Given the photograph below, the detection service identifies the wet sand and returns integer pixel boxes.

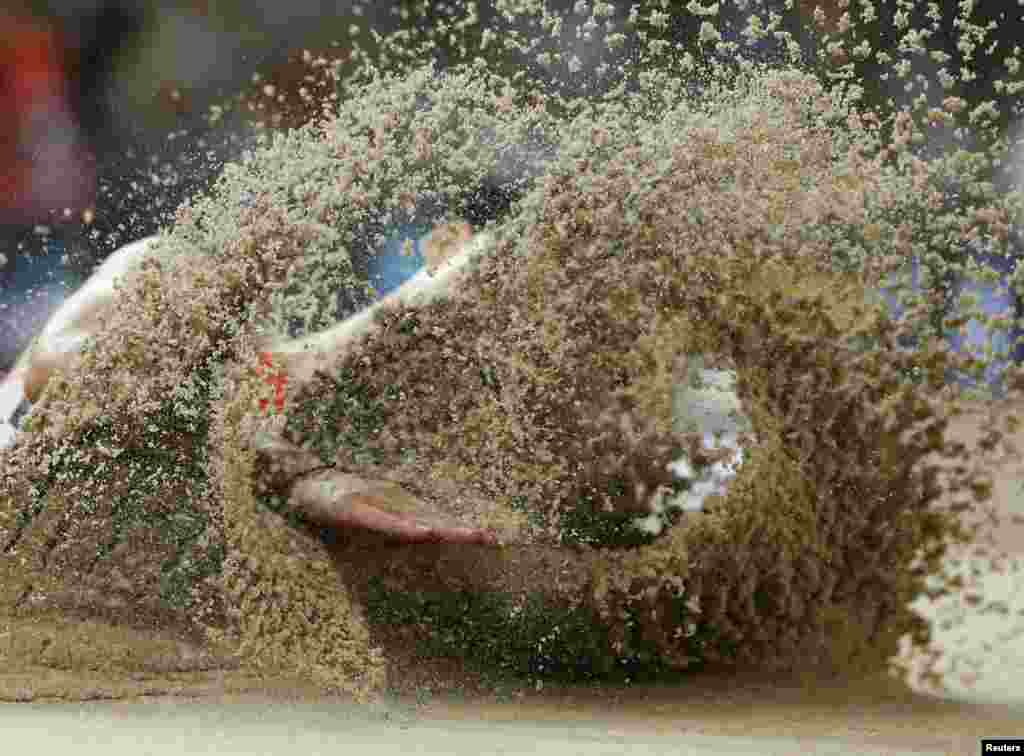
[2,400,1023,754]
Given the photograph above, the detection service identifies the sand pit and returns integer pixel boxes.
[0,697,974,756]
[1,401,1022,755]
[3,6,1024,753]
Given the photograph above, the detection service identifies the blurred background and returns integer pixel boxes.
[1,0,1023,396]
[0,0,378,372]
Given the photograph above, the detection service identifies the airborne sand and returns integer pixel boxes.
[4,3,1024,753]
[2,401,1021,755]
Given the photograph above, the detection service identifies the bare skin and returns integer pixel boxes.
[15,226,502,546]
[293,475,501,545]
[24,338,501,546]
[248,220,501,544]
[421,219,474,273]
[248,429,500,545]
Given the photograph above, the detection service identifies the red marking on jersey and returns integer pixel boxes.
[255,351,289,414]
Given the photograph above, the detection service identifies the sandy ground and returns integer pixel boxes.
[4,696,989,756]
[2,399,1023,755]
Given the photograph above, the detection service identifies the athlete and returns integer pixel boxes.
[0,220,499,546]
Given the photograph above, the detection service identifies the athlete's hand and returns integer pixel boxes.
[248,430,501,546]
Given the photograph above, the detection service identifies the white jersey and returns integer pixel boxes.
[0,235,160,447]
